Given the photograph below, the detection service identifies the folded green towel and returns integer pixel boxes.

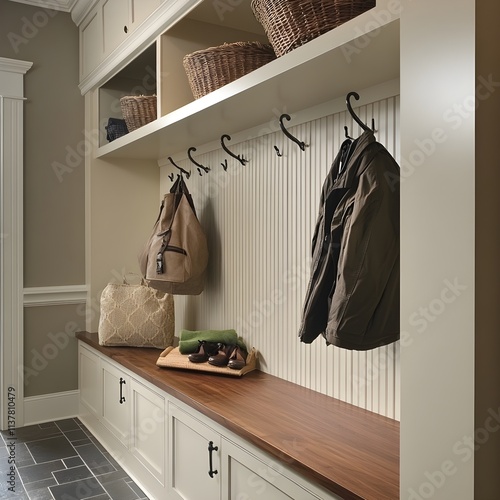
[178,329,247,354]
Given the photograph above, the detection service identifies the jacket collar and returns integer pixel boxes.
[334,130,376,188]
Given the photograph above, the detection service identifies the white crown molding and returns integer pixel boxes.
[0,57,33,75]
[8,0,77,13]
[24,284,88,307]
[70,0,98,26]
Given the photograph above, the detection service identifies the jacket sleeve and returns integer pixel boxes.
[326,151,399,345]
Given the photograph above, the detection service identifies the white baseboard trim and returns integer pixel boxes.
[24,285,87,307]
[24,390,79,426]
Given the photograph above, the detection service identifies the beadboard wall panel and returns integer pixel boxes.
[160,96,400,420]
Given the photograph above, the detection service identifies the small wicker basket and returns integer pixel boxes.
[183,41,276,100]
[251,0,376,57]
[120,95,157,132]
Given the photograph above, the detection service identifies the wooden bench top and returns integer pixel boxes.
[77,331,399,499]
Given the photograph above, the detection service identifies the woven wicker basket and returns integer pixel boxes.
[120,95,157,132]
[251,0,376,57]
[183,41,276,99]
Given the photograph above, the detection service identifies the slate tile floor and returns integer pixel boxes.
[0,418,149,500]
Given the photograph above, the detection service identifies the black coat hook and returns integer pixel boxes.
[168,156,191,179]
[279,114,307,151]
[187,146,210,176]
[274,145,283,157]
[168,173,174,182]
[221,134,247,166]
[346,92,371,132]
[221,159,228,171]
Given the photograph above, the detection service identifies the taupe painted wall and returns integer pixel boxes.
[0,0,84,397]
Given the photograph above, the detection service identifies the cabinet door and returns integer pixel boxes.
[222,439,333,500]
[102,0,130,55]
[169,404,221,500]
[130,379,166,486]
[101,361,130,445]
[78,345,102,416]
[130,0,161,29]
[80,6,103,78]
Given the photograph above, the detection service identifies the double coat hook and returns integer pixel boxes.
[167,156,191,179]
[221,134,248,166]
[187,147,210,176]
[346,92,376,133]
[279,113,307,152]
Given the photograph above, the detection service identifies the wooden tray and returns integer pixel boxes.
[156,346,257,377]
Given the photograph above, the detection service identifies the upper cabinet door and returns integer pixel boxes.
[102,0,131,55]
[80,6,103,79]
[131,0,162,29]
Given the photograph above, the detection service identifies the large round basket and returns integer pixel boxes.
[251,0,376,57]
[183,41,276,100]
[120,95,157,132]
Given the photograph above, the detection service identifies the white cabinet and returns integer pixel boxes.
[101,361,130,445]
[79,344,102,417]
[102,0,130,54]
[169,404,221,500]
[79,6,103,79]
[168,402,338,500]
[130,379,166,487]
[221,439,328,500]
[131,0,162,29]
[79,0,164,80]
[78,340,342,500]
[77,343,167,499]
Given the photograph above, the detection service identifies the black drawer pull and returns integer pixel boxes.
[119,377,126,404]
[208,441,218,478]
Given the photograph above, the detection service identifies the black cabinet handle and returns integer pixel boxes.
[123,25,128,33]
[208,441,218,478]
[119,377,126,404]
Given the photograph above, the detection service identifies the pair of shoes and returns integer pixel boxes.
[188,340,220,363]
[208,344,247,370]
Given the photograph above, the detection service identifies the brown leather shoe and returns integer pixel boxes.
[208,343,233,367]
[228,345,247,370]
[188,340,219,363]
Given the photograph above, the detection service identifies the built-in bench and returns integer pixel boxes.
[77,331,399,499]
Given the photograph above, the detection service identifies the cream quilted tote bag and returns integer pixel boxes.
[98,279,174,348]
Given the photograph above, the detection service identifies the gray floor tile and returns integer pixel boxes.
[55,418,80,432]
[17,459,64,484]
[23,477,57,492]
[53,464,93,484]
[126,480,147,499]
[64,456,84,468]
[100,478,139,500]
[96,468,129,485]
[5,419,149,500]
[26,487,53,500]
[74,443,114,473]
[26,435,76,464]
[4,423,61,444]
[64,429,88,443]
[49,477,106,500]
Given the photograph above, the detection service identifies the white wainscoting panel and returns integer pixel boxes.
[161,96,400,420]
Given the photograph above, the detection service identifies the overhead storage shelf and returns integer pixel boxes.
[96,5,400,161]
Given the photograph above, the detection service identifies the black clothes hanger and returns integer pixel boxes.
[187,146,210,176]
[221,134,248,166]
